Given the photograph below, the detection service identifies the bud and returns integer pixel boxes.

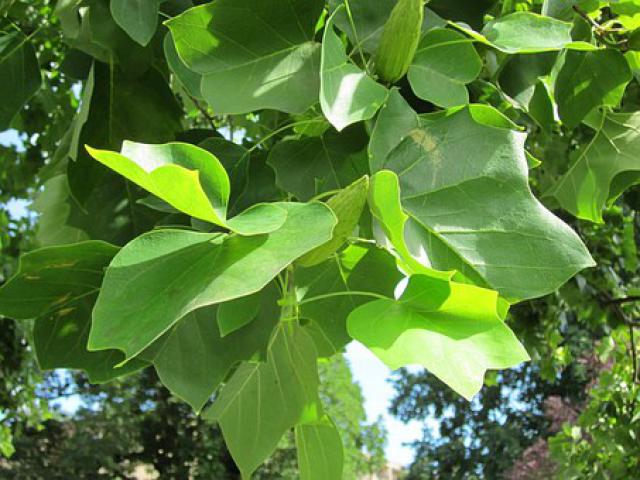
[375,0,424,83]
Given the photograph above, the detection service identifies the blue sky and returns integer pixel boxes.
[1,129,426,467]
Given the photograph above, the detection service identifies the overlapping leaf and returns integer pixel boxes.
[89,202,337,360]
[371,94,594,300]
[408,28,482,108]
[0,242,147,382]
[547,111,640,222]
[320,7,388,131]
[452,11,595,53]
[110,0,163,46]
[141,285,280,412]
[297,245,403,356]
[86,141,287,235]
[347,274,529,400]
[295,416,344,480]
[267,125,369,201]
[166,0,323,114]
[555,49,632,129]
[204,322,323,479]
[0,29,42,130]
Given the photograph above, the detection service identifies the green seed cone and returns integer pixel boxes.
[375,0,424,83]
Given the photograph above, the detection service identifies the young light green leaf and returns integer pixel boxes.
[0,242,147,382]
[89,202,337,360]
[320,7,388,131]
[110,0,163,47]
[298,176,369,267]
[555,49,632,129]
[267,125,369,201]
[547,111,640,222]
[408,28,482,108]
[347,274,530,400]
[296,415,344,480]
[204,323,321,479]
[86,141,287,235]
[0,30,42,130]
[165,0,323,114]
[452,11,596,53]
[143,284,280,412]
[369,170,453,280]
[375,104,595,301]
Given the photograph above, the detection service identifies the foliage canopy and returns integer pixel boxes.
[1,0,639,477]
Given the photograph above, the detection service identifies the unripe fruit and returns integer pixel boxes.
[375,0,424,83]
[297,176,369,267]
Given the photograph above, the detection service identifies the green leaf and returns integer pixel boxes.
[216,291,261,338]
[327,0,396,54]
[267,125,369,201]
[110,0,162,47]
[204,323,321,479]
[165,0,323,114]
[0,30,42,130]
[369,170,452,280]
[320,8,388,131]
[296,415,344,480]
[408,28,482,108]
[86,141,287,235]
[547,111,640,222]
[298,245,403,356]
[368,89,420,174]
[298,176,369,267]
[0,242,147,382]
[452,11,595,53]
[143,284,280,412]
[347,274,530,400]
[555,49,632,129]
[373,102,594,300]
[163,32,202,99]
[89,202,337,360]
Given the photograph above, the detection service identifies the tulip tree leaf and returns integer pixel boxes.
[347,274,530,400]
[86,141,287,235]
[216,291,262,338]
[0,242,147,382]
[369,170,453,280]
[0,29,42,130]
[547,111,640,222]
[295,415,344,480]
[204,322,322,480]
[555,49,632,129]
[297,245,403,357]
[267,125,369,201]
[143,284,280,412]
[320,8,388,131]
[165,0,323,114]
[326,0,396,54]
[408,28,482,108]
[110,0,163,47]
[373,101,594,300]
[452,11,596,53]
[89,202,337,360]
[163,32,202,99]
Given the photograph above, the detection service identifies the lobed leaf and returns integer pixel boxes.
[88,202,337,360]
[348,275,530,400]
